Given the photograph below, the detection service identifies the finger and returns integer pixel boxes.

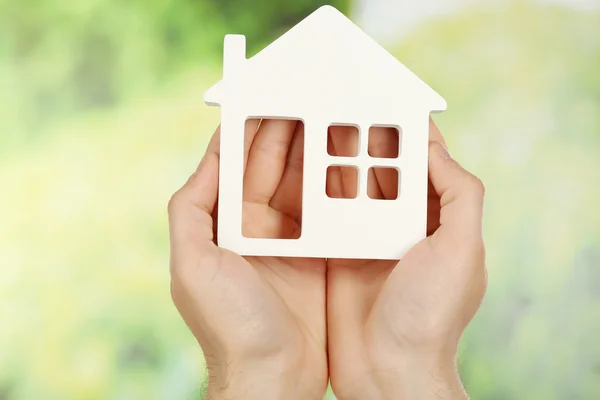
[374,165,399,200]
[207,125,225,243]
[326,166,359,199]
[326,133,344,198]
[326,166,343,198]
[427,141,485,243]
[427,120,445,235]
[429,117,447,146]
[328,125,359,157]
[244,119,297,204]
[366,167,384,199]
[328,126,359,197]
[168,128,220,253]
[205,124,221,159]
[243,119,261,169]
[269,122,305,221]
[426,178,441,236]
[338,166,359,198]
[368,126,400,159]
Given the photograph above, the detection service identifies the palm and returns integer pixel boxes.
[170,119,327,393]
[224,120,440,369]
[215,200,327,369]
[326,210,439,391]
[239,119,326,354]
[326,122,443,391]
[171,118,484,398]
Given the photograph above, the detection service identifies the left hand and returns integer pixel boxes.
[327,120,487,400]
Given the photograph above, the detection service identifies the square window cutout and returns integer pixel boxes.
[326,166,358,199]
[368,126,401,159]
[328,125,359,157]
[367,167,400,200]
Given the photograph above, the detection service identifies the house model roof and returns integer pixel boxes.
[205,5,446,114]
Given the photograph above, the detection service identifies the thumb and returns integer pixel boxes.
[427,141,485,245]
[168,129,220,267]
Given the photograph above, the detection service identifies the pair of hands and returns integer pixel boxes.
[168,119,486,400]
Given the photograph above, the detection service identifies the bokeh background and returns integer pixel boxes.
[1,0,599,399]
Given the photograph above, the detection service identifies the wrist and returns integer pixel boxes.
[205,355,326,400]
[334,352,467,400]
[381,354,467,400]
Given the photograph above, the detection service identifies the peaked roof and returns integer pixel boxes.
[205,6,446,112]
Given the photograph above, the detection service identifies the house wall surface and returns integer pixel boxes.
[217,92,431,259]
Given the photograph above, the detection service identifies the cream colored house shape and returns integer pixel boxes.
[204,5,446,260]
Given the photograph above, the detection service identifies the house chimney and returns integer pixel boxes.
[223,34,246,78]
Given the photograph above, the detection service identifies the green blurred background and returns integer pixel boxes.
[1,0,599,399]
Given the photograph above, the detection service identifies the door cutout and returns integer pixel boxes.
[242,118,304,239]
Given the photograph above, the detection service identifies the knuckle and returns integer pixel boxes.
[167,190,184,215]
[465,174,485,197]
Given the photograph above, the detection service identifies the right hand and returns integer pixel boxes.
[168,120,328,400]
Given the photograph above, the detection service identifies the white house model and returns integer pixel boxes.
[204,5,446,260]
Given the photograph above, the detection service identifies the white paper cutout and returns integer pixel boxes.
[204,5,446,260]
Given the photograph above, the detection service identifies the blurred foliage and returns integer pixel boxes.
[395,3,600,398]
[0,1,599,399]
[0,0,349,146]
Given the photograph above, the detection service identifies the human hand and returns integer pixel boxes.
[168,120,327,400]
[327,120,487,400]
